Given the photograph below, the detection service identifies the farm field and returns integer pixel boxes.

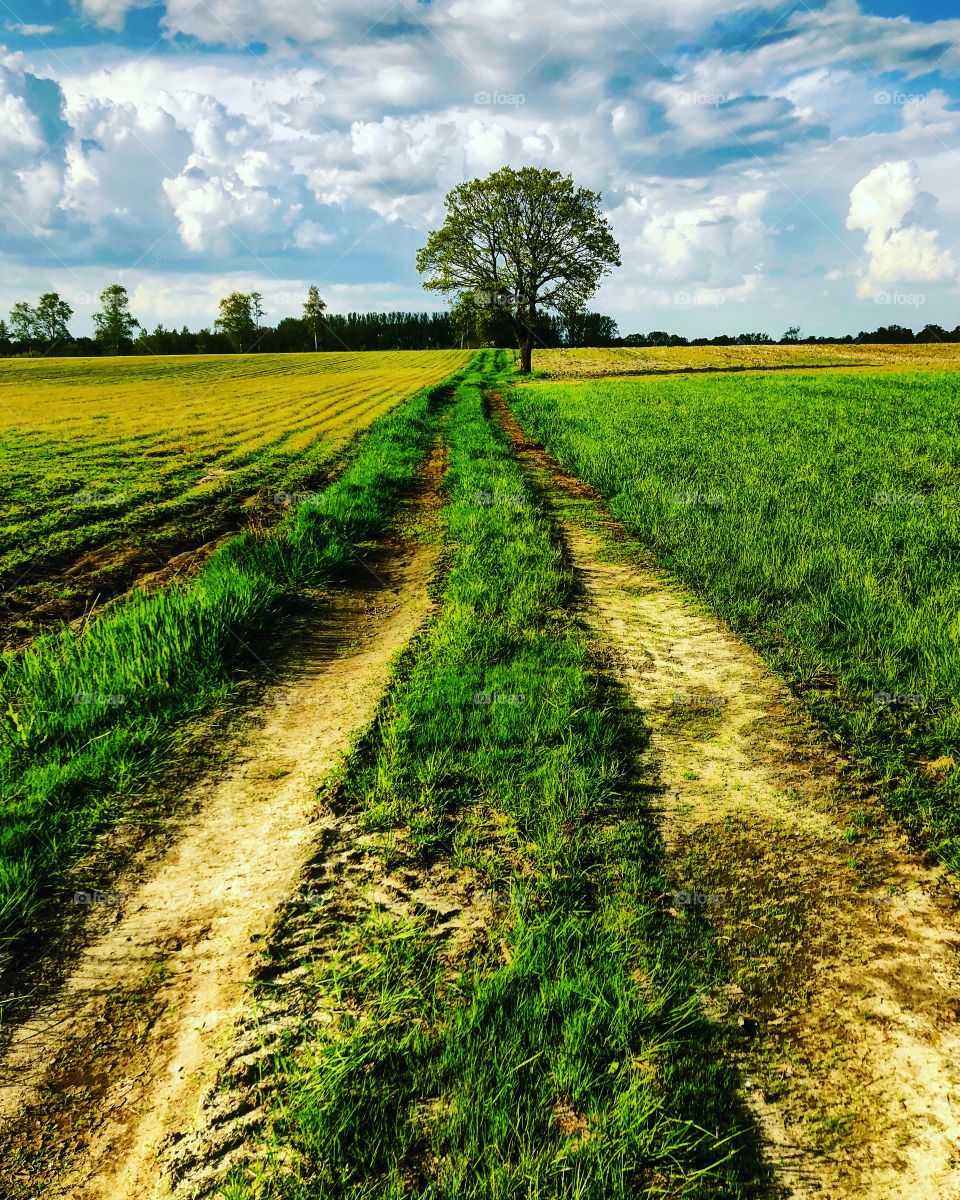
[2,350,960,1200]
[508,365,960,870]
[536,342,960,377]
[5,1,960,1194]
[0,351,469,646]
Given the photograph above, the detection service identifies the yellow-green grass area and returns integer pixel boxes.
[0,351,469,630]
[508,367,960,872]
[536,343,960,379]
[0,356,470,953]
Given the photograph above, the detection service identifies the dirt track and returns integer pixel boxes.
[0,449,443,1199]
[494,393,960,1200]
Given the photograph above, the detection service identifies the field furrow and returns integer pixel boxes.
[0,442,445,1199]
[0,351,469,647]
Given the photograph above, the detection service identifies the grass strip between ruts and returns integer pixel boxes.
[227,353,764,1199]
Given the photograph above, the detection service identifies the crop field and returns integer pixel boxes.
[0,351,469,645]
[536,342,960,378]
[509,366,960,868]
[4,348,960,1200]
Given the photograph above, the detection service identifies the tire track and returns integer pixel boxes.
[494,392,960,1200]
[0,445,446,1199]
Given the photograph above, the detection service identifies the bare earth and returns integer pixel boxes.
[494,393,960,1200]
[0,451,443,1198]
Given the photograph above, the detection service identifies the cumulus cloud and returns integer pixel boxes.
[847,161,956,298]
[0,53,69,231]
[3,1,960,334]
[615,187,770,288]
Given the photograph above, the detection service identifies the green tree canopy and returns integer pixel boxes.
[35,292,74,346]
[417,165,621,372]
[302,285,327,352]
[215,292,256,353]
[9,302,37,348]
[93,285,139,354]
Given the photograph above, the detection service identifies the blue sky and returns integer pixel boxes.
[1,0,959,337]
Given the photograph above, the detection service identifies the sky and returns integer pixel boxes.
[0,0,959,338]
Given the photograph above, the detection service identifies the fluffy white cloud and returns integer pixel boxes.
[3,1,960,335]
[847,161,956,298]
[79,0,153,33]
[616,187,770,286]
[0,53,68,232]
[6,24,56,37]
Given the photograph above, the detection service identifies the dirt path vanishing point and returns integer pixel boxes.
[493,394,960,1200]
[0,446,445,1199]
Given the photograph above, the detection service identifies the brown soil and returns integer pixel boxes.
[493,392,960,1200]
[1,474,339,654]
[156,780,500,1198]
[0,448,445,1199]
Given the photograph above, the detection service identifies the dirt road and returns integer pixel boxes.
[0,449,444,1199]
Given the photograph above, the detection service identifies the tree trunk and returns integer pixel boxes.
[518,338,533,373]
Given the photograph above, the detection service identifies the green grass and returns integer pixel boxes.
[227,354,763,1199]
[507,369,960,870]
[0,362,471,953]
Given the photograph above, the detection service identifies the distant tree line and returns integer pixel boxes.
[0,285,956,358]
[617,323,960,347]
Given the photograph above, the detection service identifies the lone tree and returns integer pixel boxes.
[94,284,139,354]
[215,292,256,353]
[303,285,327,352]
[417,166,620,373]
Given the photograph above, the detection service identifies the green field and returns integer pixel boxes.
[4,349,960,1197]
[508,367,960,869]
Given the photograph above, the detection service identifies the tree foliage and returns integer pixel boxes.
[9,302,37,348]
[302,285,327,352]
[215,292,257,353]
[35,293,74,345]
[417,165,621,372]
[93,285,139,354]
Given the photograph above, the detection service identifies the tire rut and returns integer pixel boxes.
[493,392,960,1200]
[0,444,446,1199]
